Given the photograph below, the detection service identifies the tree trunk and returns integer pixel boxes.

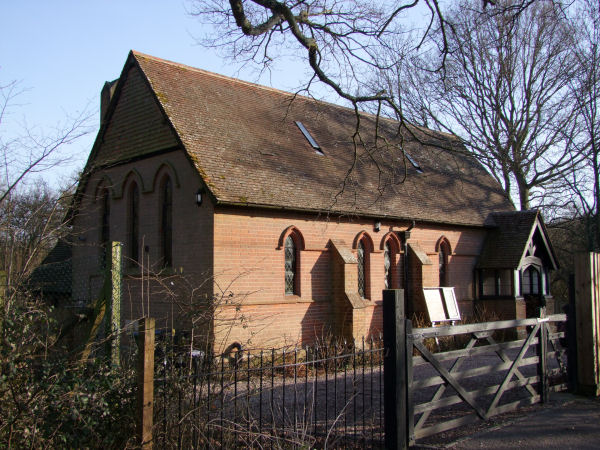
[518,181,530,211]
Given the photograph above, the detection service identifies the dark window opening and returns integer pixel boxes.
[160,177,173,268]
[100,189,110,268]
[479,268,513,297]
[128,183,139,266]
[522,266,540,295]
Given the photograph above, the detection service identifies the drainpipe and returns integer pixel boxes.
[400,221,415,316]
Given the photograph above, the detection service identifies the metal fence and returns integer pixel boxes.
[153,336,385,448]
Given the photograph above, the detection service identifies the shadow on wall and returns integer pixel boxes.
[300,301,333,346]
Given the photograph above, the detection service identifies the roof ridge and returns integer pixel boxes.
[132,50,322,103]
[130,50,457,141]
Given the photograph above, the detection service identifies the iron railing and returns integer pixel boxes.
[154,337,385,448]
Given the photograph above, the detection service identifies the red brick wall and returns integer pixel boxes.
[71,150,213,331]
[72,61,489,349]
[212,207,486,348]
[73,161,486,348]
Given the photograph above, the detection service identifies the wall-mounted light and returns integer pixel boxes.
[374,220,381,232]
[195,188,204,206]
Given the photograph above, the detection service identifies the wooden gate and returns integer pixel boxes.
[407,314,568,444]
[383,291,569,448]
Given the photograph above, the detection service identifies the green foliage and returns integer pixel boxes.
[0,297,136,448]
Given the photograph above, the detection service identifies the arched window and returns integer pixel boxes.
[437,238,451,287]
[384,241,392,289]
[381,232,401,290]
[100,188,110,267]
[358,240,366,298]
[284,235,298,295]
[160,177,173,267]
[354,232,373,299]
[128,182,139,265]
[522,266,540,295]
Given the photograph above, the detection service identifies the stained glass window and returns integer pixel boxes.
[438,240,450,287]
[384,242,392,289]
[358,240,366,298]
[285,235,297,295]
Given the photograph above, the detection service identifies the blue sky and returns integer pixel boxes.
[1,1,308,189]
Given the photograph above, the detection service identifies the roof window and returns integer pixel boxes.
[404,152,423,173]
[295,121,324,155]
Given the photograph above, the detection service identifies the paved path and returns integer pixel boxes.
[448,393,600,449]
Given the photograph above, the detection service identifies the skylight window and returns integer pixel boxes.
[404,152,424,174]
[295,121,324,155]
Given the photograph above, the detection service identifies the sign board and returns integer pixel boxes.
[423,288,448,322]
[423,287,461,323]
[442,287,461,320]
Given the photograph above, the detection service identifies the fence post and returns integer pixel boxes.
[574,252,600,396]
[567,274,578,391]
[0,271,5,335]
[137,317,155,449]
[538,308,549,403]
[383,289,409,450]
[110,241,122,367]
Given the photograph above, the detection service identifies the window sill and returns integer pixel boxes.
[228,296,317,306]
[123,266,178,277]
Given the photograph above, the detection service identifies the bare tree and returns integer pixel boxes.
[189,0,541,189]
[558,0,600,251]
[0,78,91,302]
[394,0,582,210]
[0,80,91,205]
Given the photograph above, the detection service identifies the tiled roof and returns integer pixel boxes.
[477,210,540,269]
[103,51,516,226]
[28,240,72,295]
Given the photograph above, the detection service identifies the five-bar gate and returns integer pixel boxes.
[383,290,569,448]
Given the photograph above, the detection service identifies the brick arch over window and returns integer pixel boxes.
[116,169,146,199]
[151,161,181,191]
[278,225,306,250]
[93,175,115,200]
[280,226,304,296]
[381,232,401,289]
[352,230,374,251]
[379,231,401,251]
[436,236,452,287]
[353,231,374,299]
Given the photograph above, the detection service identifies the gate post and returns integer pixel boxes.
[574,252,600,396]
[538,309,549,403]
[110,241,122,367]
[383,289,409,450]
[137,317,155,449]
[566,274,578,391]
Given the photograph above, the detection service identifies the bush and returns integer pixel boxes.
[0,296,136,448]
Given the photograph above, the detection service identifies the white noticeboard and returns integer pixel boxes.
[442,287,461,321]
[423,287,461,323]
[423,288,448,322]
